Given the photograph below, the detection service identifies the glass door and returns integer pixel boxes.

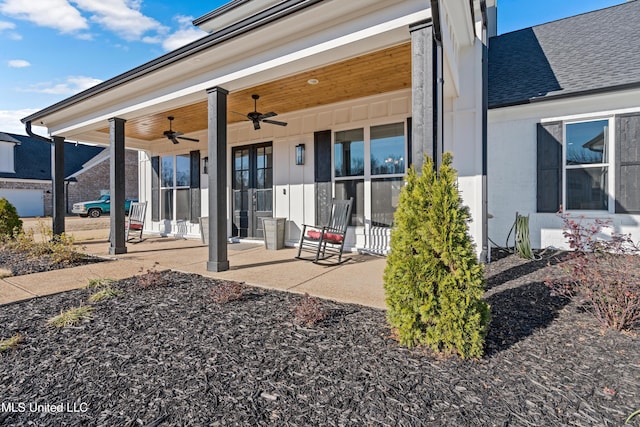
[232,142,273,238]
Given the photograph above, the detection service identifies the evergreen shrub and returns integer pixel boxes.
[0,197,23,240]
[383,153,490,359]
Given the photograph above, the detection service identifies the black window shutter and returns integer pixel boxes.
[615,113,640,213]
[314,130,332,226]
[536,122,563,213]
[151,156,160,221]
[190,150,201,223]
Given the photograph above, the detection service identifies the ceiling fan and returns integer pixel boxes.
[234,94,287,130]
[163,116,199,144]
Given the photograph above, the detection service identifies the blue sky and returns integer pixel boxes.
[0,0,627,135]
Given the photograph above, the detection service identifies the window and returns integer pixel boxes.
[565,119,610,210]
[335,129,365,226]
[0,141,16,173]
[160,154,191,220]
[370,123,405,226]
[334,122,406,226]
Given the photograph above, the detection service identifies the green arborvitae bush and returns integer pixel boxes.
[0,197,23,240]
[383,153,490,359]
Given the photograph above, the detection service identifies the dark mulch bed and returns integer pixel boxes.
[1,253,639,426]
[0,248,106,276]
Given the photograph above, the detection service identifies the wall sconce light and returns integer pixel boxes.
[203,157,209,174]
[295,144,305,165]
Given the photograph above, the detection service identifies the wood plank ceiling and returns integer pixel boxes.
[104,42,411,141]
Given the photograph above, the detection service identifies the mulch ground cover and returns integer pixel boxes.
[0,248,106,276]
[1,251,639,426]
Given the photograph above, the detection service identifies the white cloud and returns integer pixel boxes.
[21,76,103,96]
[0,109,39,135]
[0,20,15,30]
[0,19,20,39]
[162,15,206,51]
[7,59,30,68]
[72,0,167,41]
[0,0,89,34]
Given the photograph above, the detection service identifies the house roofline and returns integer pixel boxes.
[192,0,253,27]
[488,81,640,109]
[22,0,323,125]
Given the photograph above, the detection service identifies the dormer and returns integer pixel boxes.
[0,133,20,174]
[192,0,284,33]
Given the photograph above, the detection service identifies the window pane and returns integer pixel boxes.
[175,188,190,220]
[566,167,608,210]
[335,129,364,177]
[234,148,249,170]
[371,123,405,175]
[566,120,608,165]
[256,189,272,212]
[176,154,191,187]
[161,156,173,187]
[161,189,173,220]
[371,177,403,227]
[335,179,364,226]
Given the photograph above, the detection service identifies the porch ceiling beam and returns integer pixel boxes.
[206,87,230,272]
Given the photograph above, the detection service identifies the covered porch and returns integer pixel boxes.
[22,0,488,274]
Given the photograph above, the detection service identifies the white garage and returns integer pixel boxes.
[0,189,44,217]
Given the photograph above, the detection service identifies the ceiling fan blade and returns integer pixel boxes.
[169,136,180,144]
[253,120,261,130]
[177,136,199,142]
[231,111,249,118]
[259,112,277,120]
[262,119,287,127]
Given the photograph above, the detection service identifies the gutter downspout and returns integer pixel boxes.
[480,0,490,263]
[430,0,444,170]
[25,121,65,236]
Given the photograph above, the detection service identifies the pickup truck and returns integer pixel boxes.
[72,195,136,218]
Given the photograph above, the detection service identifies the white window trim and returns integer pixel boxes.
[562,116,615,214]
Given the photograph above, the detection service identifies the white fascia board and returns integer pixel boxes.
[49,6,429,137]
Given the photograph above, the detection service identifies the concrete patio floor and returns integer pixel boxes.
[1,221,387,309]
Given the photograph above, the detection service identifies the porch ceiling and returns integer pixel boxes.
[98,42,411,142]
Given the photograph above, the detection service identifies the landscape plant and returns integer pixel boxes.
[0,197,22,240]
[47,306,94,328]
[0,333,23,352]
[292,293,329,327]
[135,263,170,288]
[210,280,246,304]
[3,219,84,265]
[383,153,490,359]
[89,287,123,303]
[546,214,640,331]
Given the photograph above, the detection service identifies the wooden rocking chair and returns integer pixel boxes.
[296,197,353,264]
[125,201,147,242]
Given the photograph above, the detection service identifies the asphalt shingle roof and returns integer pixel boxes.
[489,0,640,108]
[0,132,104,180]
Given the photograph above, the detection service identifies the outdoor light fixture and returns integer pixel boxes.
[203,157,209,174]
[295,144,305,165]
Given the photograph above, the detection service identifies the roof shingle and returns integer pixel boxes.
[489,1,640,108]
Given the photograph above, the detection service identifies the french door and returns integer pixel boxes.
[232,142,273,238]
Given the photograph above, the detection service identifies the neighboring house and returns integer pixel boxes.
[0,132,138,216]
[488,1,640,250]
[22,0,492,267]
